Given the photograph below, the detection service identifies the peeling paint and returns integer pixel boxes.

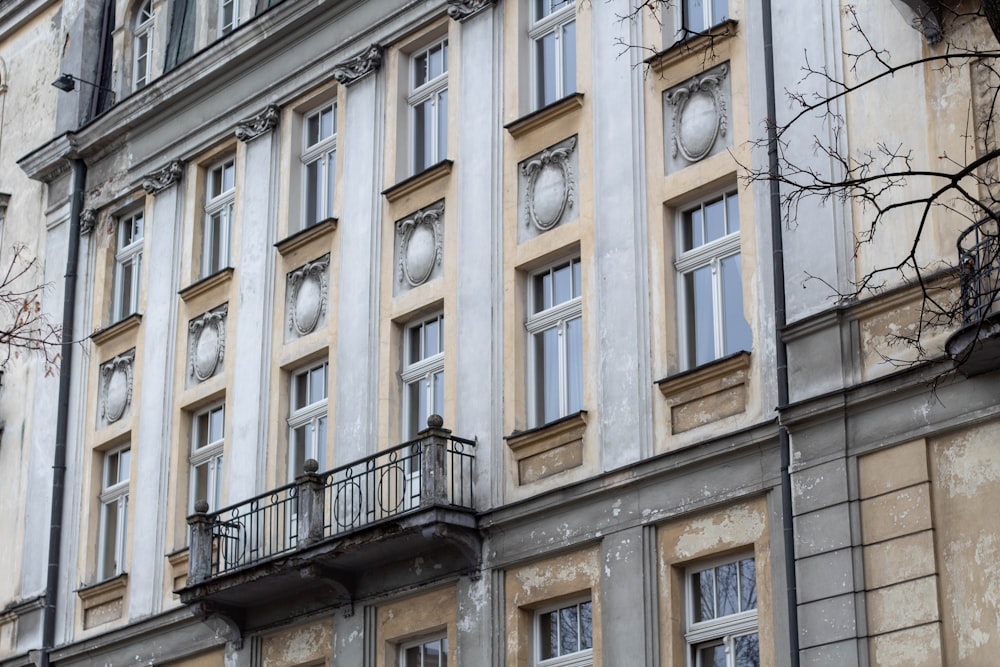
[936,434,1000,498]
[672,502,766,559]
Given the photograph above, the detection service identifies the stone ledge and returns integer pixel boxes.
[179,267,234,302]
[506,411,587,485]
[657,351,750,434]
[77,574,128,630]
[275,217,338,257]
[646,20,738,77]
[90,313,142,346]
[504,93,584,139]
[382,160,453,203]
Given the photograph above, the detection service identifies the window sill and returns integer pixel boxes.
[656,350,750,434]
[166,547,190,593]
[275,217,338,256]
[646,19,738,75]
[506,410,587,485]
[504,92,584,139]
[179,267,234,302]
[77,573,128,630]
[91,313,142,346]
[382,159,453,203]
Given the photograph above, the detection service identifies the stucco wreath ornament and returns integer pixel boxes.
[666,65,729,163]
[287,256,330,336]
[521,137,577,232]
[189,305,228,382]
[397,203,444,287]
[101,350,136,423]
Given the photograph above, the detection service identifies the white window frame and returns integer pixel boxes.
[300,101,338,230]
[97,445,130,581]
[685,554,759,667]
[533,597,593,667]
[288,360,329,479]
[407,38,449,175]
[112,210,144,322]
[528,0,576,111]
[401,313,444,440]
[132,0,154,90]
[674,190,750,370]
[682,0,729,34]
[190,404,225,512]
[202,157,235,277]
[219,0,240,36]
[526,258,583,427]
[400,634,448,667]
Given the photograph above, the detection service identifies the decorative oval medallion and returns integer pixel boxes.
[193,324,221,380]
[677,90,720,162]
[531,162,569,230]
[294,273,323,334]
[105,366,129,422]
[404,224,437,285]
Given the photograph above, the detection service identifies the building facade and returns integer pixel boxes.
[1,0,999,666]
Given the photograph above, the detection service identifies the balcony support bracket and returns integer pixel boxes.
[192,601,245,650]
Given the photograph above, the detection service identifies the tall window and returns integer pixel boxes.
[190,404,225,512]
[402,635,448,667]
[686,556,759,667]
[219,0,240,36]
[97,446,130,580]
[409,39,448,174]
[529,0,576,110]
[203,158,235,277]
[112,211,144,322]
[535,598,592,665]
[402,314,444,439]
[133,1,154,90]
[301,102,337,229]
[288,361,328,478]
[683,0,728,33]
[527,259,583,426]
[676,192,751,369]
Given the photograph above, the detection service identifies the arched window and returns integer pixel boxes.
[133,1,154,90]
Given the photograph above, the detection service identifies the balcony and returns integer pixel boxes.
[178,419,478,637]
[947,216,1000,375]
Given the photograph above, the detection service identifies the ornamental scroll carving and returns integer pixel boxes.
[521,137,577,233]
[446,0,497,20]
[665,65,729,165]
[100,350,136,424]
[188,305,228,382]
[397,202,444,288]
[80,208,98,235]
[142,160,184,194]
[332,44,383,85]
[235,104,280,142]
[287,255,330,338]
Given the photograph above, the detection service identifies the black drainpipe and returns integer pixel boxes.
[40,155,86,667]
[761,1,800,665]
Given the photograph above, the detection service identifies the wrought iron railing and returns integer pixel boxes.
[958,216,1000,324]
[187,423,475,582]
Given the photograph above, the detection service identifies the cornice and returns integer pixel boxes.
[17,132,79,183]
[0,0,57,42]
[504,93,584,139]
[179,267,235,302]
[275,217,337,257]
[446,0,497,21]
[382,160,453,203]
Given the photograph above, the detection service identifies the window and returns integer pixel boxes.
[529,0,576,110]
[219,0,240,36]
[202,158,235,277]
[288,361,328,478]
[686,556,759,667]
[301,102,337,229]
[133,1,154,90]
[190,404,224,512]
[535,598,592,666]
[409,39,448,174]
[683,0,728,33]
[401,635,448,667]
[527,258,583,426]
[112,211,143,322]
[402,314,444,439]
[675,191,751,369]
[97,446,130,580]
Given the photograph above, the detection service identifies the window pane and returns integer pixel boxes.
[539,609,557,659]
[559,605,579,655]
[566,316,583,414]
[291,425,307,475]
[685,0,706,32]
[694,567,715,622]
[424,317,440,357]
[424,641,442,667]
[685,266,715,367]
[740,558,757,611]
[320,107,333,140]
[293,371,308,410]
[712,0,728,24]
[325,150,336,219]
[432,371,444,417]
[223,163,234,192]
[101,501,119,579]
[304,159,320,227]
[414,52,428,88]
[734,633,760,667]
[721,254,752,355]
[535,271,552,313]
[536,31,557,107]
[212,455,223,509]
[118,449,130,482]
[209,407,224,443]
[429,43,445,79]
[536,327,560,423]
[696,643,726,667]
[716,561,739,617]
[316,416,327,469]
[704,198,725,244]
[553,262,572,305]
[119,262,133,318]
[193,461,209,508]
[195,411,209,448]
[684,207,703,251]
[562,20,576,96]
[579,601,592,649]
[414,100,429,171]
[306,113,320,147]
[437,89,448,162]
[405,645,421,667]
[726,192,740,233]
[310,364,327,402]
[105,453,119,488]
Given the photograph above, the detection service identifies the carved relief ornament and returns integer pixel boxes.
[332,45,383,85]
[521,137,577,232]
[287,255,330,336]
[100,349,136,423]
[446,0,497,20]
[188,305,228,382]
[397,202,444,287]
[665,65,729,163]
[142,160,184,194]
[80,208,98,235]
[235,104,280,142]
